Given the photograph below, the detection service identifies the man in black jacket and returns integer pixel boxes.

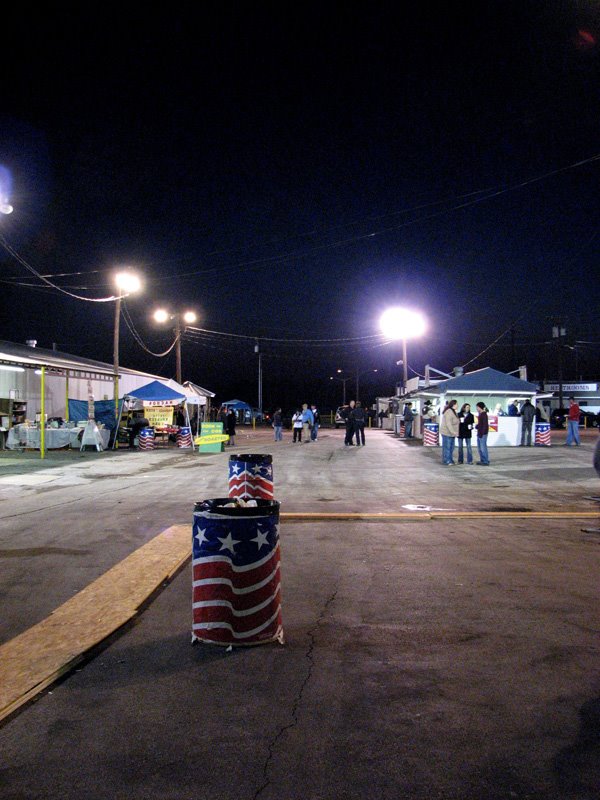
[342,401,355,446]
[352,401,366,446]
[519,398,536,446]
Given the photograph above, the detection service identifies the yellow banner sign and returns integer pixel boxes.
[144,405,174,428]
[194,434,230,445]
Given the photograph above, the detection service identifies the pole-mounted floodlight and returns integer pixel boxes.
[379,307,426,389]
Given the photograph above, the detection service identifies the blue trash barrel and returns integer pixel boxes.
[192,498,282,646]
[228,453,274,500]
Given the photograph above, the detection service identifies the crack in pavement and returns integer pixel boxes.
[252,586,339,800]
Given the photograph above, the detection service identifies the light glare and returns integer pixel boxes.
[379,307,426,340]
[154,309,170,323]
[183,311,197,324]
[115,271,141,294]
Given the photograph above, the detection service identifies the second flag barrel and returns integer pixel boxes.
[228,453,274,500]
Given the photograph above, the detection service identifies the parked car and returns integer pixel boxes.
[335,406,347,428]
[550,408,598,429]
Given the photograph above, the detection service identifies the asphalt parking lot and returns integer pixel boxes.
[0,427,598,799]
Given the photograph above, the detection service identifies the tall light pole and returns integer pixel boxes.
[330,370,351,404]
[154,309,197,384]
[379,307,426,392]
[254,340,263,413]
[113,271,142,418]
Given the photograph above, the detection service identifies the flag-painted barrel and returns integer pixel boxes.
[192,498,283,646]
[228,453,274,500]
[535,422,551,447]
[423,422,439,447]
[177,426,192,448]
[138,427,155,450]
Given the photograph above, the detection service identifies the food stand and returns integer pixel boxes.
[408,367,542,447]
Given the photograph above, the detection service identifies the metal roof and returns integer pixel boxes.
[433,367,539,395]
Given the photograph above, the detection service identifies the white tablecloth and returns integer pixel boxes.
[6,426,110,450]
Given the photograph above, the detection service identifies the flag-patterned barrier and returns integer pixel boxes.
[228,454,274,500]
[177,426,192,448]
[192,498,283,646]
[138,427,155,450]
[423,422,439,447]
[535,422,551,447]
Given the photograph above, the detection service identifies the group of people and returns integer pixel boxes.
[440,400,491,466]
[339,400,367,447]
[289,404,321,442]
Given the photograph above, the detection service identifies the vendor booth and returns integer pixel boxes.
[117,380,192,450]
[409,367,544,447]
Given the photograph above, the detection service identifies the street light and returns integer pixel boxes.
[113,271,142,418]
[379,307,426,389]
[330,371,352,404]
[154,308,197,384]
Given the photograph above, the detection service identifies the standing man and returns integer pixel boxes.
[403,402,415,439]
[310,405,320,440]
[565,396,581,447]
[273,408,283,441]
[301,403,314,442]
[476,402,490,465]
[343,400,356,446]
[507,400,519,417]
[351,401,366,446]
[519,398,536,446]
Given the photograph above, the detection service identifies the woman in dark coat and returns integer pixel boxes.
[225,408,237,447]
[457,403,475,464]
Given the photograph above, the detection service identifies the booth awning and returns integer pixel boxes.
[125,380,186,406]
[434,368,538,395]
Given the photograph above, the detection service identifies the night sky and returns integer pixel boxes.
[1,4,599,410]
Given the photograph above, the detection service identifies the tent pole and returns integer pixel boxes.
[65,370,69,422]
[185,403,194,451]
[113,397,124,449]
[40,366,46,460]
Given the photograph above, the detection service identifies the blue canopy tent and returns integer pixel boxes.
[220,399,254,424]
[125,380,186,404]
[220,399,251,410]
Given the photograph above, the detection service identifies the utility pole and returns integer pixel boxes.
[510,326,516,367]
[174,315,182,385]
[255,340,262,412]
[552,320,566,409]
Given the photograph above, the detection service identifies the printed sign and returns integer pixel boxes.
[194,434,229,445]
[144,405,174,428]
[543,383,597,392]
[488,415,498,432]
[198,422,225,452]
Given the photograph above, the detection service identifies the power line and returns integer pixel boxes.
[121,299,180,357]
[0,234,120,303]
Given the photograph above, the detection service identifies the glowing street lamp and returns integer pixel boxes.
[330,371,351,404]
[379,307,426,388]
[154,308,197,384]
[113,270,142,417]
